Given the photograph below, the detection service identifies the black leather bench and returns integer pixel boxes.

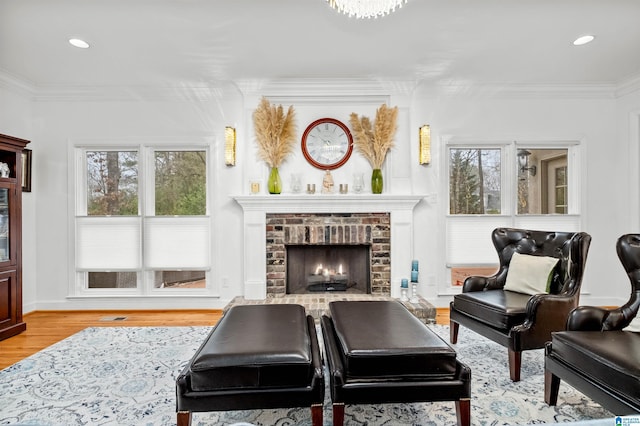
[321,300,472,426]
[176,304,324,426]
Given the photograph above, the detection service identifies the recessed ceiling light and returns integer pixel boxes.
[69,38,90,49]
[573,35,595,46]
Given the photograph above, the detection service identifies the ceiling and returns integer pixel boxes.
[1,0,640,91]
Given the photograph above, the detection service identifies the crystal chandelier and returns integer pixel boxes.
[326,0,408,19]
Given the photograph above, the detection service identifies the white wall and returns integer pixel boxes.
[0,85,36,311]
[2,79,639,311]
[410,86,630,306]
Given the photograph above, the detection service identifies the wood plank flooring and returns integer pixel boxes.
[0,310,223,370]
[0,308,450,370]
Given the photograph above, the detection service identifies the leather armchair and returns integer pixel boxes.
[544,234,640,414]
[449,228,592,381]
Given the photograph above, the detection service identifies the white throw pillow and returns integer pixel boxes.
[623,314,640,332]
[504,252,559,295]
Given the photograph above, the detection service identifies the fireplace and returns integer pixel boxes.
[286,244,371,294]
[266,213,390,296]
[233,194,423,300]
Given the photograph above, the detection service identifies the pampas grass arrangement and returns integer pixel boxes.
[253,97,297,168]
[349,104,398,169]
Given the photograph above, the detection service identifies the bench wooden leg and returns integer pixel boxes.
[177,411,192,426]
[332,402,345,426]
[544,369,560,406]
[508,348,522,382]
[450,320,459,344]
[455,399,471,426]
[311,403,323,426]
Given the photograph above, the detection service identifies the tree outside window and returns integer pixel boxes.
[87,151,138,216]
[449,148,501,214]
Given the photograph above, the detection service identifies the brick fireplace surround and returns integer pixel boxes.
[266,212,391,296]
[232,194,436,322]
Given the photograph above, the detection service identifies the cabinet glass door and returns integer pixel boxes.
[0,188,8,261]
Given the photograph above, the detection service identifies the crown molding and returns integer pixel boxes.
[0,70,36,98]
[421,82,617,100]
[234,78,418,104]
[31,84,225,102]
[2,69,638,102]
[616,73,640,98]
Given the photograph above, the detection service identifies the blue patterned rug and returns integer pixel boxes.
[0,325,613,425]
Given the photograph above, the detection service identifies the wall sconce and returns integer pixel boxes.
[517,149,536,176]
[419,124,431,165]
[225,126,236,166]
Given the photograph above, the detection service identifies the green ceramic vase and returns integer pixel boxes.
[371,168,383,194]
[268,167,282,194]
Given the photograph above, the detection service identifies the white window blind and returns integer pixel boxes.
[144,216,210,269]
[76,216,141,270]
[446,216,508,265]
[514,215,581,233]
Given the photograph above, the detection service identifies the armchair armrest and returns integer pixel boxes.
[566,305,630,331]
[510,293,578,350]
[462,271,505,292]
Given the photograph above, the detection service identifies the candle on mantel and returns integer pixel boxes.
[401,278,409,288]
[412,260,419,272]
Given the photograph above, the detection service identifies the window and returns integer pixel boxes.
[449,148,501,214]
[445,141,580,291]
[516,149,568,215]
[74,145,211,295]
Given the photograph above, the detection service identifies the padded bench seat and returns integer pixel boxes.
[331,299,457,380]
[545,330,640,412]
[176,304,324,426]
[322,300,472,426]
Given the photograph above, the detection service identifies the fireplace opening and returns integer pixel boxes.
[286,244,371,294]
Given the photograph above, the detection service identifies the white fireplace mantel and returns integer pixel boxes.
[233,194,424,300]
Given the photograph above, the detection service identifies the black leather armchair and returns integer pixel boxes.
[449,228,592,381]
[545,233,640,414]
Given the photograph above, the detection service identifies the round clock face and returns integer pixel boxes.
[301,118,353,170]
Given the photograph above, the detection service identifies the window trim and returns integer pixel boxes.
[69,140,215,298]
[441,138,583,295]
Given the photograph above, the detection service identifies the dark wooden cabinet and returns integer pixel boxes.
[0,133,29,341]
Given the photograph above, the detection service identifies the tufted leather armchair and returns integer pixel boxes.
[449,227,592,381]
[544,234,640,414]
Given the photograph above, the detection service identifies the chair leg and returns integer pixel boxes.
[508,348,521,382]
[450,320,459,344]
[544,369,560,405]
[310,403,323,426]
[332,402,345,426]
[455,398,471,426]
[177,411,192,426]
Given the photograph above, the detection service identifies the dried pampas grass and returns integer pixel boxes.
[253,97,297,168]
[349,104,398,169]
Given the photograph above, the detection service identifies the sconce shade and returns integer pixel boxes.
[225,126,236,166]
[419,125,431,165]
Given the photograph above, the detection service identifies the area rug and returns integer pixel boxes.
[0,325,613,425]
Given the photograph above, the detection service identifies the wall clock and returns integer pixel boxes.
[301,118,353,170]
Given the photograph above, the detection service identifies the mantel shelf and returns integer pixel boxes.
[232,194,425,213]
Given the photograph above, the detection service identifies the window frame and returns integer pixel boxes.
[442,139,582,295]
[70,141,214,298]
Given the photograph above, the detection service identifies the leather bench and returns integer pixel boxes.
[321,300,472,426]
[176,304,324,426]
[545,330,640,413]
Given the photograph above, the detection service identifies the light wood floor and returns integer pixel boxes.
[0,308,451,370]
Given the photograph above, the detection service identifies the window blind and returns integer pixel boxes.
[76,216,141,270]
[144,216,210,269]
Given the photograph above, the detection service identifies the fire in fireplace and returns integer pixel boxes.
[286,244,370,294]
